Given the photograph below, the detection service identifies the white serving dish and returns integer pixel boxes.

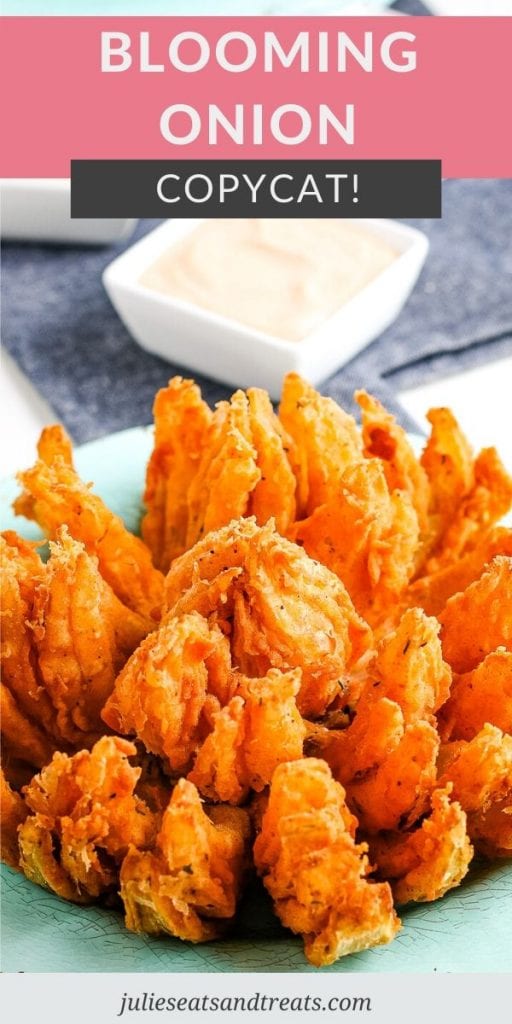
[103,218,429,399]
[0,179,137,246]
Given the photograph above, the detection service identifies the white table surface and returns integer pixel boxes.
[2,348,511,480]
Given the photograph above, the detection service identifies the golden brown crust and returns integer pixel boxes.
[185,391,261,548]
[428,448,512,572]
[438,557,512,673]
[102,612,234,773]
[371,607,451,722]
[369,786,473,903]
[254,759,400,967]
[279,372,363,518]
[18,737,156,902]
[406,526,512,616]
[166,518,372,719]
[120,779,250,941]
[438,724,512,813]
[439,649,512,742]
[4,375,511,964]
[438,724,512,857]
[311,609,448,835]
[15,446,164,624]
[420,409,512,572]
[31,529,148,744]
[142,377,213,572]
[36,424,74,468]
[1,528,149,762]
[467,797,512,859]
[188,668,306,803]
[356,389,431,536]
[246,388,297,533]
[291,459,419,626]
[1,532,65,767]
[1,532,57,747]
[315,699,439,833]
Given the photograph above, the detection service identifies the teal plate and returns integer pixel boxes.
[1,426,512,973]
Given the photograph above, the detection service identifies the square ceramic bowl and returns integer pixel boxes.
[0,179,137,246]
[103,218,429,399]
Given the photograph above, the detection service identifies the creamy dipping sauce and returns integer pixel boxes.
[139,219,398,343]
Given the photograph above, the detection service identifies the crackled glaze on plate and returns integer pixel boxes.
[1,426,511,973]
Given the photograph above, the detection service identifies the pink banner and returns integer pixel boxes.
[1,16,510,178]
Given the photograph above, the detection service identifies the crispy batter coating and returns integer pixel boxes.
[121,779,250,942]
[0,767,28,869]
[356,390,431,535]
[168,569,243,641]
[231,523,372,718]
[371,608,451,722]
[369,786,473,904]
[4,381,512,962]
[2,530,44,581]
[188,669,306,803]
[181,387,296,551]
[14,444,164,623]
[439,649,512,741]
[279,373,363,518]
[292,459,419,626]
[407,526,512,616]
[35,424,74,467]
[166,518,373,719]
[186,390,261,547]
[18,737,156,902]
[254,759,400,967]
[308,699,402,777]
[1,534,48,724]
[31,529,148,745]
[314,698,439,832]
[245,388,297,534]
[421,409,512,571]
[468,798,512,859]
[438,557,512,673]
[142,378,213,572]
[420,407,474,557]
[254,758,357,859]
[346,720,439,833]
[102,612,234,774]
[2,528,148,762]
[438,724,512,857]
[438,725,512,814]
[429,448,512,572]
[1,532,59,759]
[165,517,258,612]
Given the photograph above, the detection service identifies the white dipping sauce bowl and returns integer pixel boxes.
[1,179,137,246]
[103,218,429,399]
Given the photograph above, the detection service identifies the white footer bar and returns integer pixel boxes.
[1,971,509,1024]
